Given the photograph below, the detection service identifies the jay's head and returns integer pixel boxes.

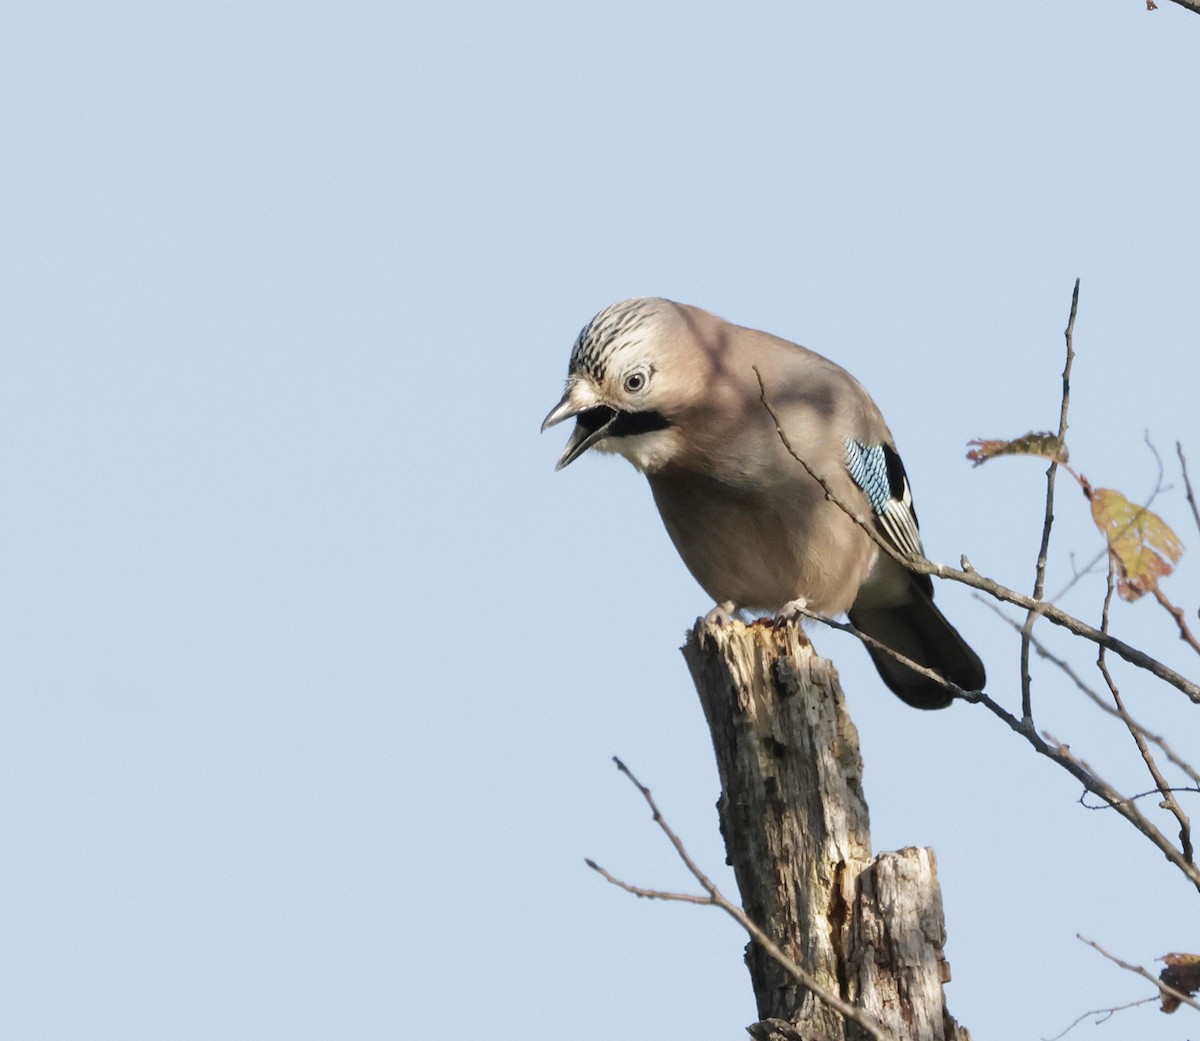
[542,297,716,473]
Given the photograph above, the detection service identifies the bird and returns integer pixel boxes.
[541,297,985,709]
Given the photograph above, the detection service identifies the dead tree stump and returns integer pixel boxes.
[682,617,969,1041]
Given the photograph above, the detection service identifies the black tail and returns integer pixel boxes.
[848,586,985,710]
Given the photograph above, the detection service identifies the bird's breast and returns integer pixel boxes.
[646,465,875,615]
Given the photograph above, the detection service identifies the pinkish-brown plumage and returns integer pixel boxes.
[543,298,984,708]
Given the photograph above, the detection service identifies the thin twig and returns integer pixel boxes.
[1152,587,1200,656]
[1046,734,1199,888]
[583,859,709,904]
[1098,564,1194,864]
[1020,278,1079,721]
[1080,786,1200,809]
[1178,442,1200,538]
[588,758,900,1041]
[754,368,1200,704]
[1078,935,1200,1014]
[976,596,1200,785]
[1143,430,1169,497]
[794,604,1200,892]
[1127,437,1197,655]
[1042,996,1158,1041]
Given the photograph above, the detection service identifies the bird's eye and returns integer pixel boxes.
[623,372,647,393]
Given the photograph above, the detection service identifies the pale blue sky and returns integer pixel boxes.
[4,2,1199,1038]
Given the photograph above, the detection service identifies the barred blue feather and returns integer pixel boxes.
[843,437,923,560]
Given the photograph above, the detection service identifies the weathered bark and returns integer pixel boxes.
[681,618,968,1041]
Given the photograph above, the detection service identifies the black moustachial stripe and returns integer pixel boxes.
[572,405,672,440]
[607,409,671,438]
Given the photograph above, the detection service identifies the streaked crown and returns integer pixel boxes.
[569,297,668,381]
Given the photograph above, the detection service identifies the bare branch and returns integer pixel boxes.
[1142,430,1169,496]
[1160,0,1200,16]
[792,603,1200,891]
[591,758,901,1041]
[1042,996,1158,1041]
[1098,565,1194,863]
[584,858,710,904]
[1118,436,1197,654]
[977,596,1200,786]
[1046,736,1200,889]
[1020,278,1079,721]
[609,756,724,901]
[1078,935,1200,1014]
[1080,786,1200,808]
[1152,586,1200,656]
[1178,442,1200,538]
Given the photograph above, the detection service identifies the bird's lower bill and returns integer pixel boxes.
[555,406,619,470]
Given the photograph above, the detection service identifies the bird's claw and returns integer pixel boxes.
[704,601,738,625]
[773,597,811,628]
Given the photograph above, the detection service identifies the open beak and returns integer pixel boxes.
[541,387,619,471]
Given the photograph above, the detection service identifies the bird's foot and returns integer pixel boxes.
[774,597,811,628]
[704,600,738,625]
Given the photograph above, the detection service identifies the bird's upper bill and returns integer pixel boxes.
[541,384,618,471]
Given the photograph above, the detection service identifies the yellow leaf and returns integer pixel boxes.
[1087,488,1184,601]
[966,432,1068,467]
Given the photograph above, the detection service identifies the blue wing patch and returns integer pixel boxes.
[843,438,924,560]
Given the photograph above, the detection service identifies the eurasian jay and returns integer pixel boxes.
[542,297,985,709]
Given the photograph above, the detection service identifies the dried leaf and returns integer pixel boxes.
[1159,951,1200,1013]
[1088,487,1184,601]
[966,432,1068,467]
